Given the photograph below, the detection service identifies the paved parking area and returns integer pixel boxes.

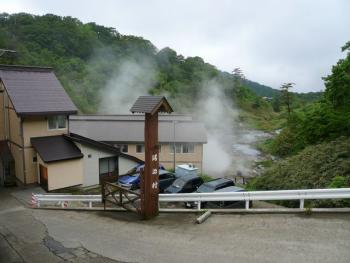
[1,187,350,263]
[0,188,120,263]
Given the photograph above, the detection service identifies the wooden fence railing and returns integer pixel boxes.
[102,181,141,213]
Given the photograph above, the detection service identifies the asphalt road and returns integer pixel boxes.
[1,187,350,263]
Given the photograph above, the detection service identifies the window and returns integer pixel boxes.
[169,143,181,154]
[32,156,37,163]
[48,115,66,130]
[182,143,195,153]
[136,144,144,153]
[99,157,118,184]
[114,144,128,153]
[169,143,195,154]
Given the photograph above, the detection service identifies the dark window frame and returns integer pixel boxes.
[48,115,67,130]
[114,144,128,153]
[136,144,144,153]
[98,156,119,184]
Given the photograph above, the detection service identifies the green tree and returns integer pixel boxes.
[280,82,294,117]
[323,42,350,110]
[232,67,244,87]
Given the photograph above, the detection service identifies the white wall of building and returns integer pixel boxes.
[76,143,140,187]
[76,143,114,187]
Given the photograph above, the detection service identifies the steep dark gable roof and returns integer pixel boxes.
[0,65,77,116]
[130,96,173,114]
[31,135,83,163]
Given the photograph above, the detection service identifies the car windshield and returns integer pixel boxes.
[173,178,186,188]
[197,184,214,193]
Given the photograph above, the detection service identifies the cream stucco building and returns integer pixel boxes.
[0,65,142,190]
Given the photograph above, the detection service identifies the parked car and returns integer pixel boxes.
[135,163,165,173]
[126,163,166,175]
[118,170,176,192]
[206,186,252,209]
[185,178,234,208]
[164,174,204,194]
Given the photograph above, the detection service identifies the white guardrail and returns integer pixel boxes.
[33,188,350,210]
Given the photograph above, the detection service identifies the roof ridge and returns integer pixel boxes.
[0,64,53,72]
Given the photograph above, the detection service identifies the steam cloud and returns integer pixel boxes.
[97,55,262,179]
[99,57,156,113]
[195,80,237,177]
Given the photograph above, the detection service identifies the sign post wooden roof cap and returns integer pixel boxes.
[130,96,173,115]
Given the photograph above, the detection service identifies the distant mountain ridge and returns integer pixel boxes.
[244,79,278,97]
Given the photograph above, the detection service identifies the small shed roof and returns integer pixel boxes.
[31,135,83,163]
[65,133,144,164]
[0,65,78,116]
[130,96,173,114]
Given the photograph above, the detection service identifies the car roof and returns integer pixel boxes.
[215,186,245,192]
[178,174,200,181]
[129,170,173,176]
[204,178,233,187]
[159,170,174,175]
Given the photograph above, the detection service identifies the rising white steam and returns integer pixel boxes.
[195,80,238,177]
[96,54,263,178]
[99,58,156,113]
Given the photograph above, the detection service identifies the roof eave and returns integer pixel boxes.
[43,154,84,163]
[19,110,78,117]
[65,133,144,164]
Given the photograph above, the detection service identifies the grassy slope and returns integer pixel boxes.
[248,136,350,206]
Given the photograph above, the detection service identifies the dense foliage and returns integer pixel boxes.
[0,12,274,116]
[249,137,350,207]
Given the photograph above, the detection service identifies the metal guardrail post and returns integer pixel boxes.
[300,199,304,209]
[197,201,201,210]
[245,200,250,210]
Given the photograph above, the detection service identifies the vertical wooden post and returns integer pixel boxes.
[130,96,173,219]
[141,112,159,219]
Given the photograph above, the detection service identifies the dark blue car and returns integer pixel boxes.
[118,170,177,193]
[135,163,165,173]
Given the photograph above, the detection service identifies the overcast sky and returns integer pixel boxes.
[1,0,349,92]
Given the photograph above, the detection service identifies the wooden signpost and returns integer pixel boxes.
[130,96,173,219]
